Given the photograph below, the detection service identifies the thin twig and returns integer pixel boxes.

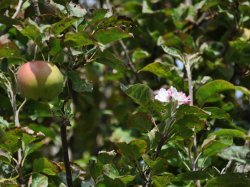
[12,0,24,19]
[119,40,141,82]
[60,119,73,187]
[8,67,25,186]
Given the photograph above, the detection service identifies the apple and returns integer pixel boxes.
[17,61,64,101]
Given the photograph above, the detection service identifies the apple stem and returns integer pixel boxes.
[60,119,73,187]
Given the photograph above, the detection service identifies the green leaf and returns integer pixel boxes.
[161,45,183,61]
[127,112,153,132]
[218,146,250,164]
[210,129,246,139]
[139,62,182,84]
[67,71,93,92]
[227,39,250,65]
[202,137,233,157]
[0,15,21,26]
[20,21,42,46]
[177,170,215,181]
[89,9,109,23]
[0,0,16,10]
[175,115,206,136]
[33,157,60,175]
[99,176,124,187]
[49,17,78,35]
[142,0,153,14]
[143,155,169,175]
[48,38,61,56]
[94,27,132,44]
[177,105,210,119]
[203,107,231,121]
[132,48,150,62]
[235,86,250,96]
[117,139,147,161]
[67,2,87,18]
[95,51,126,73]
[0,152,11,164]
[117,175,135,185]
[64,31,95,47]
[23,141,44,162]
[151,173,174,187]
[103,164,119,180]
[0,42,22,59]
[0,116,9,128]
[31,173,48,187]
[109,128,134,143]
[97,150,116,164]
[0,128,22,153]
[195,80,235,105]
[122,83,153,109]
[206,173,250,187]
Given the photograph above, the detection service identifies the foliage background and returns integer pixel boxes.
[0,0,250,186]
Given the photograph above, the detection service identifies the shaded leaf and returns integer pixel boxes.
[151,173,174,187]
[177,170,215,181]
[94,27,132,44]
[0,0,16,10]
[177,105,210,119]
[206,173,250,187]
[122,83,153,108]
[68,71,93,92]
[117,139,147,161]
[127,112,153,132]
[0,15,21,26]
[95,50,126,73]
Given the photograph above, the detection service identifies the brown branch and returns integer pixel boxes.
[29,0,41,23]
[60,119,73,187]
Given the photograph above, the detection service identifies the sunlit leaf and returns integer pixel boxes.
[65,31,95,47]
[161,45,183,61]
[31,173,48,187]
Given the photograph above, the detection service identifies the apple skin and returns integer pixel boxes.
[17,61,64,101]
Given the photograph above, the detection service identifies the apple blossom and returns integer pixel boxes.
[155,86,190,106]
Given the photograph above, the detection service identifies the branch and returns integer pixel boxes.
[119,40,141,82]
[12,0,24,19]
[29,0,41,23]
[60,119,73,187]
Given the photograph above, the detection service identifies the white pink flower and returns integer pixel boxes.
[155,86,190,106]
